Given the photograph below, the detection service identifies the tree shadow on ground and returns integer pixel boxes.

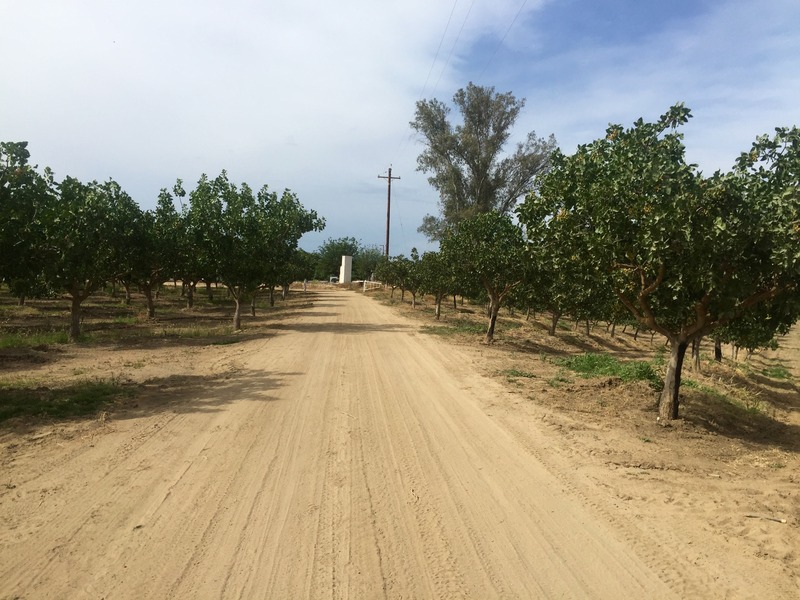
[0,369,298,431]
[702,363,800,415]
[681,389,800,453]
[114,369,298,420]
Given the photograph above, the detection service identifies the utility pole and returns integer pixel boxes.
[378,167,400,257]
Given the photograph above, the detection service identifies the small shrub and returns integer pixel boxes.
[501,368,536,379]
[546,370,573,388]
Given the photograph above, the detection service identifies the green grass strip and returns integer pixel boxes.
[556,352,662,390]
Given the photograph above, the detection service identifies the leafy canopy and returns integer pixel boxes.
[411,82,556,240]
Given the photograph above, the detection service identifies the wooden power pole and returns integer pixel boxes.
[378,167,400,257]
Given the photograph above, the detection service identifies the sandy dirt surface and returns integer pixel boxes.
[0,289,797,598]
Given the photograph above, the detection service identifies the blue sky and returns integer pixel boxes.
[2,0,798,256]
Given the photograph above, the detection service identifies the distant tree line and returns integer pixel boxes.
[313,237,384,281]
[0,141,324,337]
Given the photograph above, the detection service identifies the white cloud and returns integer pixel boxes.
[512,0,800,173]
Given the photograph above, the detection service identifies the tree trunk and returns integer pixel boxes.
[143,286,156,318]
[122,281,132,306]
[485,296,500,344]
[401,287,405,302]
[659,339,688,421]
[232,296,242,331]
[435,294,442,320]
[610,322,616,338]
[250,294,257,317]
[281,284,289,301]
[69,293,83,341]
[269,286,275,307]
[633,326,640,341]
[186,283,194,308]
[17,295,26,306]
[548,310,561,336]
[714,338,722,362]
[206,280,214,300]
[691,337,702,372]
[585,319,590,336]
[453,294,457,310]
[411,292,416,309]
[525,307,530,321]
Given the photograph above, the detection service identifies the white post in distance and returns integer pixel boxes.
[339,255,352,285]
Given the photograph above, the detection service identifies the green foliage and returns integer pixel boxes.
[179,172,323,328]
[315,237,360,280]
[555,353,662,390]
[315,238,382,280]
[0,142,57,301]
[279,249,318,285]
[546,370,573,388]
[440,212,526,342]
[353,245,384,280]
[411,83,556,240]
[519,105,800,419]
[500,368,536,379]
[0,142,326,334]
[417,251,452,296]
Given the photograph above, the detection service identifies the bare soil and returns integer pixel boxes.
[0,285,798,598]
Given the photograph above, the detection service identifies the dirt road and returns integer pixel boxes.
[1,290,683,598]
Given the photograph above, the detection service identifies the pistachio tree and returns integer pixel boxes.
[417,250,455,320]
[519,105,800,421]
[44,177,123,339]
[0,142,56,303]
[440,212,526,343]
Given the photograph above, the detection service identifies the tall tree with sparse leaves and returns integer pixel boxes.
[411,82,556,240]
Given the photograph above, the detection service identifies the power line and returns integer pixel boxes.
[477,0,529,82]
[392,0,460,164]
[418,0,459,105]
[432,0,477,97]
